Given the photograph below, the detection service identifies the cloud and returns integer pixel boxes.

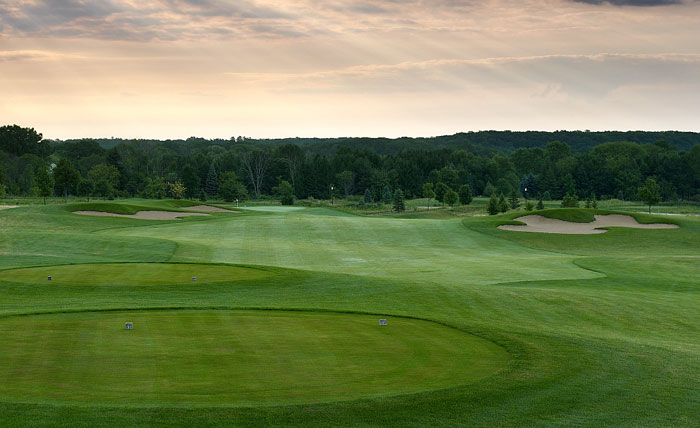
[571,0,685,6]
[0,0,303,40]
[240,54,700,98]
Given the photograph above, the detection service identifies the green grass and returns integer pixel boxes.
[0,202,699,427]
[0,309,507,407]
[62,199,210,215]
[0,263,272,286]
[537,208,596,223]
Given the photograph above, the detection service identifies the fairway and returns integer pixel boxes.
[0,309,508,406]
[0,263,272,286]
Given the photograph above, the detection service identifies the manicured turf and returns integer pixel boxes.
[0,309,508,406]
[0,201,699,427]
[0,263,271,286]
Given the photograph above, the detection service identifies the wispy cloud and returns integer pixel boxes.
[231,54,700,98]
[571,0,686,5]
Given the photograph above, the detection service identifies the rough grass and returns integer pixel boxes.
[0,203,699,427]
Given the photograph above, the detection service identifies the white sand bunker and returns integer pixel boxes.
[180,205,235,213]
[74,210,210,220]
[499,214,679,234]
[0,205,19,210]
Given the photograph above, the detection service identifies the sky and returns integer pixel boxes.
[1,0,699,139]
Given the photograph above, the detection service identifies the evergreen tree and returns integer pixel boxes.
[537,199,545,210]
[205,163,218,196]
[392,189,405,212]
[364,188,372,204]
[487,194,499,215]
[561,193,579,208]
[458,184,473,205]
[382,185,393,204]
[483,182,495,197]
[508,190,520,210]
[498,193,508,213]
[543,190,551,201]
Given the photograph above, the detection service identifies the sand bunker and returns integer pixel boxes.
[0,205,19,210]
[180,205,234,213]
[74,210,210,220]
[498,214,678,234]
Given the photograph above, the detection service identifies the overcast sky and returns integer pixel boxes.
[1,0,699,139]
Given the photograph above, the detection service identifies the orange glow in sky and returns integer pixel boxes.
[1,0,699,139]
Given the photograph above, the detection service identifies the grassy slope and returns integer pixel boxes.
[0,205,698,427]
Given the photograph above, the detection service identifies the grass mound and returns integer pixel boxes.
[0,309,509,407]
[64,200,207,215]
[536,209,596,223]
[523,208,679,226]
[0,263,272,286]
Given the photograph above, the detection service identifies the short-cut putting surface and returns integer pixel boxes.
[0,263,271,286]
[0,310,508,407]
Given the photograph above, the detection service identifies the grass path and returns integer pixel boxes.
[111,208,600,286]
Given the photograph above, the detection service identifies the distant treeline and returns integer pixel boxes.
[1,124,699,202]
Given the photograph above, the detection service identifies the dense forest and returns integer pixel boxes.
[1,124,699,203]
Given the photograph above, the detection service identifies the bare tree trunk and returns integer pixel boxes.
[243,151,270,199]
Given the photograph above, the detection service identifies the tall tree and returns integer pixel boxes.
[77,179,95,201]
[205,162,218,196]
[422,182,435,210]
[88,164,120,199]
[444,189,458,207]
[276,144,305,193]
[638,178,661,214]
[273,180,295,205]
[336,170,354,197]
[243,150,270,199]
[508,190,520,210]
[458,184,473,205]
[487,194,499,215]
[382,186,393,204]
[434,182,449,203]
[363,188,372,204]
[392,189,405,212]
[53,158,80,201]
[219,172,247,203]
[35,166,53,204]
[498,193,508,213]
[0,125,48,157]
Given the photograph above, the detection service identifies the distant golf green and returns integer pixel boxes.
[0,310,508,406]
[0,263,271,286]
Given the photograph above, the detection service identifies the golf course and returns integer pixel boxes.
[0,200,699,427]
